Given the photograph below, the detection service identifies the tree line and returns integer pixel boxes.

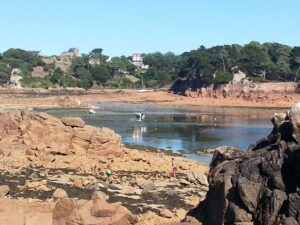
[0,41,299,89]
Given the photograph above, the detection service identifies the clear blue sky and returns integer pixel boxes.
[0,0,299,57]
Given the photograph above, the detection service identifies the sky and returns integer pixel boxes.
[0,0,299,57]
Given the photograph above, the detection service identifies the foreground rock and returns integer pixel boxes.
[189,102,300,225]
[53,198,137,225]
[0,111,122,159]
[0,110,209,225]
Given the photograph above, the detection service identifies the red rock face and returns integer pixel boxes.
[0,111,123,160]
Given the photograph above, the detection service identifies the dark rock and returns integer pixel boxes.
[210,147,245,168]
[188,103,300,225]
[276,217,299,225]
[287,193,300,223]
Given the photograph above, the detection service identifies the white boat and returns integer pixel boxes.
[136,113,145,120]
[89,109,96,114]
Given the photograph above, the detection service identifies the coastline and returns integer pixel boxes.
[0,109,209,224]
[0,88,298,109]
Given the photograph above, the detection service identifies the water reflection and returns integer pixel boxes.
[42,102,286,157]
[132,126,147,141]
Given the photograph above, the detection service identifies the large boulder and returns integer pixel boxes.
[0,111,123,161]
[189,102,300,225]
[61,117,85,128]
[52,198,137,225]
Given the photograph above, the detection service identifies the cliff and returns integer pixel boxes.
[171,80,300,103]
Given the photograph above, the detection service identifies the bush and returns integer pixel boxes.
[213,71,233,83]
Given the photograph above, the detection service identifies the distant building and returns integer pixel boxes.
[61,48,80,58]
[132,53,149,69]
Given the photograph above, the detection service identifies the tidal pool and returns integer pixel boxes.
[41,102,287,163]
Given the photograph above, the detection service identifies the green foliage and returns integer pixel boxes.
[0,62,11,85]
[0,71,10,85]
[62,74,77,87]
[213,71,233,83]
[88,48,109,63]
[50,68,64,84]
[74,67,93,89]
[71,57,86,72]
[1,42,299,89]
[90,64,111,84]
[109,56,136,75]
[290,47,300,70]
[21,76,53,88]
[3,48,44,67]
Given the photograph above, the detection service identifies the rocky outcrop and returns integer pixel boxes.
[52,198,137,225]
[171,80,299,103]
[189,102,300,225]
[0,194,137,225]
[0,111,122,160]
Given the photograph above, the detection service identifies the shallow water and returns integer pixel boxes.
[41,102,287,162]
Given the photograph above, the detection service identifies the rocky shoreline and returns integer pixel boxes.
[0,110,208,225]
[0,87,299,108]
[189,103,300,225]
[0,97,299,224]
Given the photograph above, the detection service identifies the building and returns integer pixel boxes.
[132,53,149,69]
[61,48,80,58]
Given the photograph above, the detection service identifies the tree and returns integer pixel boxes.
[264,43,292,81]
[71,57,86,73]
[0,63,11,85]
[213,71,233,83]
[50,68,64,84]
[290,47,300,70]
[239,42,275,79]
[88,48,109,63]
[74,67,93,89]
[90,64,111,84]
[3,48,44,67]
[0,71,10,85]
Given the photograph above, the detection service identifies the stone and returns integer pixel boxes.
[61,117,85,128]
[0,185,10,197]
[289,102,300,140]
[25,180,51,192]
[188,105,300,225]
[82,179,90,186]
[119,186,142,195]
[210,146,245,168]
[180,179,191,186]
[53,188,68,200]
[187,171,208,187]
[0,111,123,160]
[138,180,156,191]
[73,178,83,188]
[91,191,109,202]
[159,209,174,218]
[175,208,187,219]
[52,198,82,225]
[91,199,121,217]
